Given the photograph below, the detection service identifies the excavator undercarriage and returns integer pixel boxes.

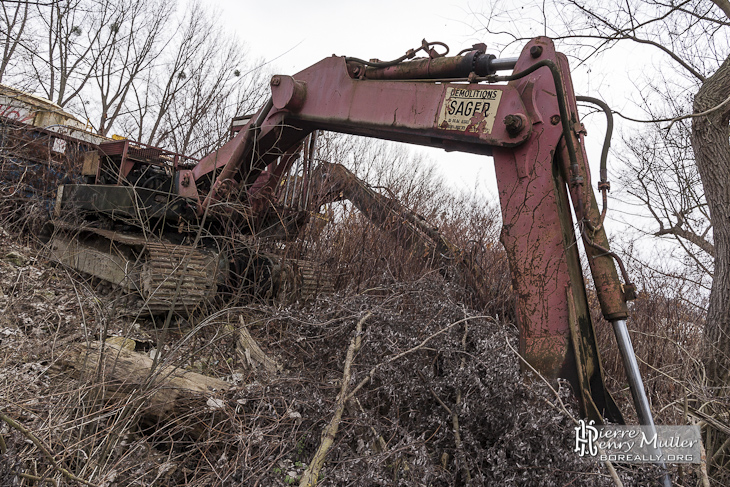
[41,128,476,317]
[45,223,221,314]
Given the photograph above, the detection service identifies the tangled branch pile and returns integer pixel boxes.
[0,224,675,486]
[0,130,702,486]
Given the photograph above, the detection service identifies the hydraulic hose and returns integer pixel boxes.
[484,61,637,293]
[576,95,614,233]
[345,40,449,68]
[486,60,581,181]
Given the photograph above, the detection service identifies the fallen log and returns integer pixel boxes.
[52,341,231,437]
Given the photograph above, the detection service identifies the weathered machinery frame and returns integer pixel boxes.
[171,37,627,423]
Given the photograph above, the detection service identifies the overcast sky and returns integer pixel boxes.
[215,1,655,198]
[215,1,524,194]
[220,1,487,74]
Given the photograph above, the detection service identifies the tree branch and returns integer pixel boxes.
[622,33,706,82]
[566,0,707,81]
[666,92,730,130]
[710,0,730,21]
[654,213,715,257]
[0,412,97,486]
[299,312,370,487]
[344,316,492,403]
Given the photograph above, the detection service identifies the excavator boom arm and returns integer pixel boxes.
[180,37,630,422]
[313,161,461,268]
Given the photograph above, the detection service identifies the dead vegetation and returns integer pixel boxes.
[0,238,628,486]
[0,134,716,486]
[0,201,699,487]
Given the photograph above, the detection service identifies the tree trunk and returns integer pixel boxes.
[691,53,730,470]
[53,341,231,438]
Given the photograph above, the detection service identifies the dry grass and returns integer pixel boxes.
[0,197,656,487]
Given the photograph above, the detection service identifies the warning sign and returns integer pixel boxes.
[436,87,502,134]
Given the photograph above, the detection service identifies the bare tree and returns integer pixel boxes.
[0,0,268,155]
[158,36,265,157]
[28,0,110,108]
[124,1,210,146]
[116,1,268,157]
[1,0,172,127]
[87,0,171,136]
[614,98,713,298]
[0,0,31,85]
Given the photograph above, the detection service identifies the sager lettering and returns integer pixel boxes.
[446,100,491,118]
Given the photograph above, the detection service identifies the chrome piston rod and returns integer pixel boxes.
[612,319,672,487]
[489,56,519,72]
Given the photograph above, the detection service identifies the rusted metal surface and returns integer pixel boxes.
[311,161,461,266]
[271,76,307,112]
[186,38,625,418]
[140,241,220,314]
[46,219,334,312]
[355,49,518,81]
[45,224,221,315]
[94,139,198,190]
[314,162,442,258]
[192,60,531,210]
[0,117,91,201]
[269,61,529,148]
[491,38,621,422]
[310,160,494,304]
[40,36,633,421]
[552,58,630,321]
[57,184,198,226]
[46,230,139,289]
[359,53,480,80]
[276,259,335,303]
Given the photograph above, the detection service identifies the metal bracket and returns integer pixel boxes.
[572,122,587,136]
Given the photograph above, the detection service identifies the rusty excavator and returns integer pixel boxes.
[15,36,670,483]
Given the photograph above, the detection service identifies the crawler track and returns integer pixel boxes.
[45,223,221,315]
[44,222,333,314]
